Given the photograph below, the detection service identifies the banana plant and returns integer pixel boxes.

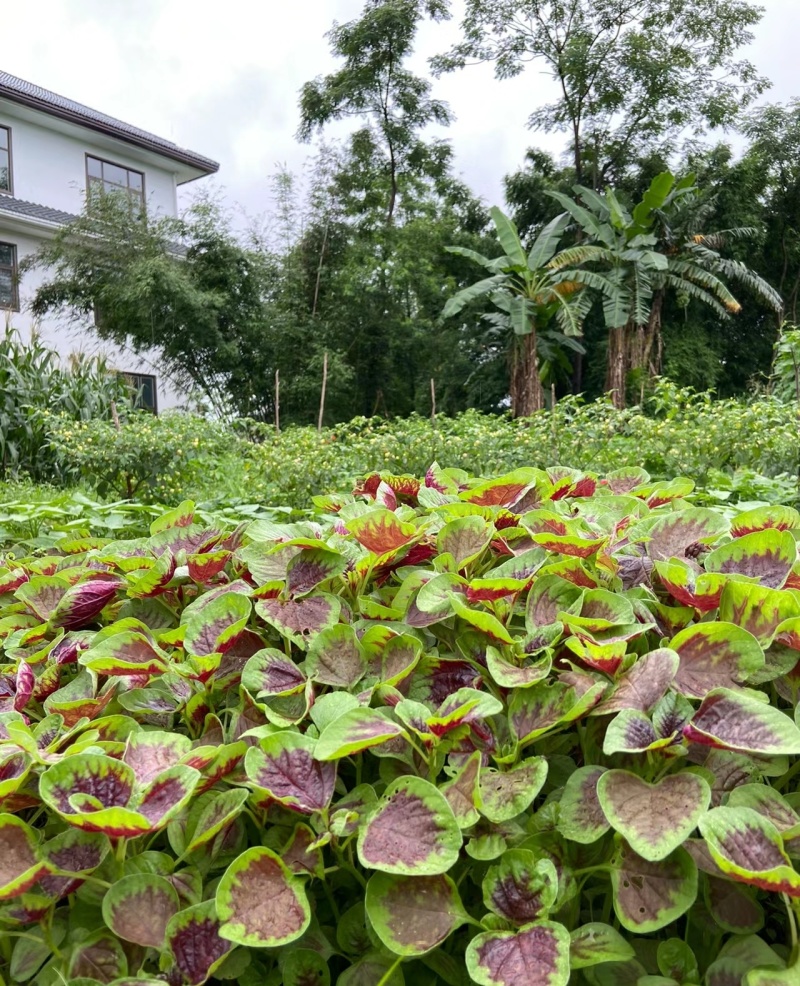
[548,172,782,407]
[443,207,587,417]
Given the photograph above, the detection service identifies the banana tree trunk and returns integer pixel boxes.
[510,330,544,418]
[629,293,664,379]
[606,326,628,409]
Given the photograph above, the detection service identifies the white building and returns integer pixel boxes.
[0,71,218,411]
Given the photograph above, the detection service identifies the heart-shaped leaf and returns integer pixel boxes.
[597,770,711,861]
[101,873,179,947]
[358,776,462,875]
[365,872,467,955]
[611,840,697,932]
[465,921,571,986]
[216,846,310,947]
[482,851,558,925]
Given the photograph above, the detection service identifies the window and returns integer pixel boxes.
[124,372,158,413]
[0,126,11,194]
[0,243,18,311]
[86,155,144,210]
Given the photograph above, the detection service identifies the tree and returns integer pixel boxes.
[443,207,584,416]
[549,173,782,405]
[298,0,452,222]
[25,194,277,419]
[433,0,768,187]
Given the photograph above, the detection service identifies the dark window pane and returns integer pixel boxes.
[124,372,157,413]
[86,155,103,178]
[0,269,13,307]
[0,243,13,266]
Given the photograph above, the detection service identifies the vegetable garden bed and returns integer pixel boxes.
[0,464,799,985]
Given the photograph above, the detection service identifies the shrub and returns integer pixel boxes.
[1,467,800,984]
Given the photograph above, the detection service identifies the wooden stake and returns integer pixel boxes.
[430,378,436,422]
[550,383,556,410]
[274,369,280,436]
[318,351,328,433]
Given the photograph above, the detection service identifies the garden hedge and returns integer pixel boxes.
[0,464,799,985]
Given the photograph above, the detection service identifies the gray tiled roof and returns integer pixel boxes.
[0,194,77,226]
[0,71,219,179]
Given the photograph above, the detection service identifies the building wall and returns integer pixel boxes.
[0,102,189,410]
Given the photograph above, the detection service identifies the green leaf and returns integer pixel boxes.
[366,872,467,955]
[465,921,571,986]
[686,688,800,755]
[669,622,764,698]
[101,873,179,947]
[699,807,800,895]
[558,766,610,844]
[358,776,462,875]
[569,923,635,969]
[611,841,697,932]
[315,707,406,760]
[216,846,310,947]
[597,770,710,861]
[478,757,548,822]
[490,207,527,267]
[0,815,51,901]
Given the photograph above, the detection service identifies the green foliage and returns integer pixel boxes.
[435,0,768,187]
[2,474,800,983]
[770,324,800,402]
[44,411,237,502]
[0,328,129,481]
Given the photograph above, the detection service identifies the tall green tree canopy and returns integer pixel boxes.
[434,0,768,187]
[298,0,452,221]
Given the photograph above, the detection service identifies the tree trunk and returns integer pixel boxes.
[633,291,665,378]
[606,326,628,409]
[510,330,544,417]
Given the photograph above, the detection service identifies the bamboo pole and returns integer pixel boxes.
[318,352,328,433]
[274,369,280,436]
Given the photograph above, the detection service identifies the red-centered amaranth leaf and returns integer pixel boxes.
[244,732,336,813]
[305,623,367,688]
[427,687,502,738]
[0,815,51,900]
[358,776,462,875]
[125,549,177,598]
[366,872,467,956]
[479,757,548,822]
[183,591,252,657]
[15,575,70,621]
[241,647,306,697]
[731,504,800,537]
[48,578,122,630]
[461,469,540,508]
[282,823,324,876]
[704,529,796,588]
[482,851,558,925]
[593,648,679,715]
[133,765,200,829]
[187,549,231,584]
[558,766,609,844]
[39,828,109,897]
[684,687,800,755]
[699,806,800,896]
[123,730,192,785]
[669,622,764,699]
[465,921,571,986]
[255,593,341,646]
[597,770,711,861]
[79,629,169,677]
[216,846,310,947]
[315,707,406,760]
[166,899,233,986]
[101,873,179,947]
[347,508,418,554]
[286,546,347,595]
[642,508,728,561]
[611,840,697,932]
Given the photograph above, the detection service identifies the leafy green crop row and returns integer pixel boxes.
[1,464,800,985]
[42,381,800,511]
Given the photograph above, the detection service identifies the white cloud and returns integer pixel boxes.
[3,0,798,218]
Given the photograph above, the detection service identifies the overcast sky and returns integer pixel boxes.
[4,0,800,223]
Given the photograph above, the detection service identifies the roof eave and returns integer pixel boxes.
[0,87,220,178]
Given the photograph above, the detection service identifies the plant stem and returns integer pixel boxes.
[375,955,403,986]
[783,893,798,957]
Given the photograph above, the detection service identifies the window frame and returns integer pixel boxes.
[0,124,12,195]
[123,371,158,414]
[85,153,145,210]
[0,241,19,312]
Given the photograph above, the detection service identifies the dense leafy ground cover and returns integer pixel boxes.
[1,465,800,985]
[37,382,800,511]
